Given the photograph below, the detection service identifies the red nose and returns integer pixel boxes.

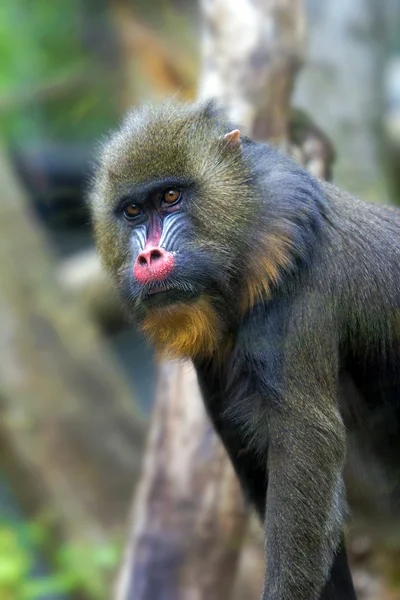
[134,246,175,285]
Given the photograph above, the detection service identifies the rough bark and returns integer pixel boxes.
[0,147,146,545]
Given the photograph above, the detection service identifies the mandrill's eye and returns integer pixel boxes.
[163,188,181,205]
[123,203,142,220]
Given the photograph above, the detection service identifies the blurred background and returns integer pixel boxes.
[1,1,400,599]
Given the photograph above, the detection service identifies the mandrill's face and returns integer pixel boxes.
[103,174,232,359]
[90,102,272,359]
[114,179,226,313]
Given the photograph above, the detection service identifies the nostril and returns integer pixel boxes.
[137,248,164,268]
[149,249,162,262]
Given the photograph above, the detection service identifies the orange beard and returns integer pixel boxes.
[140,296,221,360]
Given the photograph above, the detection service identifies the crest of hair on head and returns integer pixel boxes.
[140,297,221,360]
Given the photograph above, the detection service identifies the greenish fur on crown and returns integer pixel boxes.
[92,102,252,267]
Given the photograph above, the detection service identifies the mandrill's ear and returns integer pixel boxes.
[224,129,241,147]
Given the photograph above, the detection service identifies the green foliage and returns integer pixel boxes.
[0,521,120,600]
[0,0,117,143]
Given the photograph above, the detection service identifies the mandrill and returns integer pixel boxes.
[90,101,400,600]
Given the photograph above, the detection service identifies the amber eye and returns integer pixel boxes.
[123,203,141,220]
[163,189,181,204]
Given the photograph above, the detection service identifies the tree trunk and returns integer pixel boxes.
[293,0,387,201]
[116,364,247,600]
[0,146,146,546]
[199,0,306,141]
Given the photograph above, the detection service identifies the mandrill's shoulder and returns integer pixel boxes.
[241,137,329,223]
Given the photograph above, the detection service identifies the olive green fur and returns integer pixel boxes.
[90,101,261,279]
